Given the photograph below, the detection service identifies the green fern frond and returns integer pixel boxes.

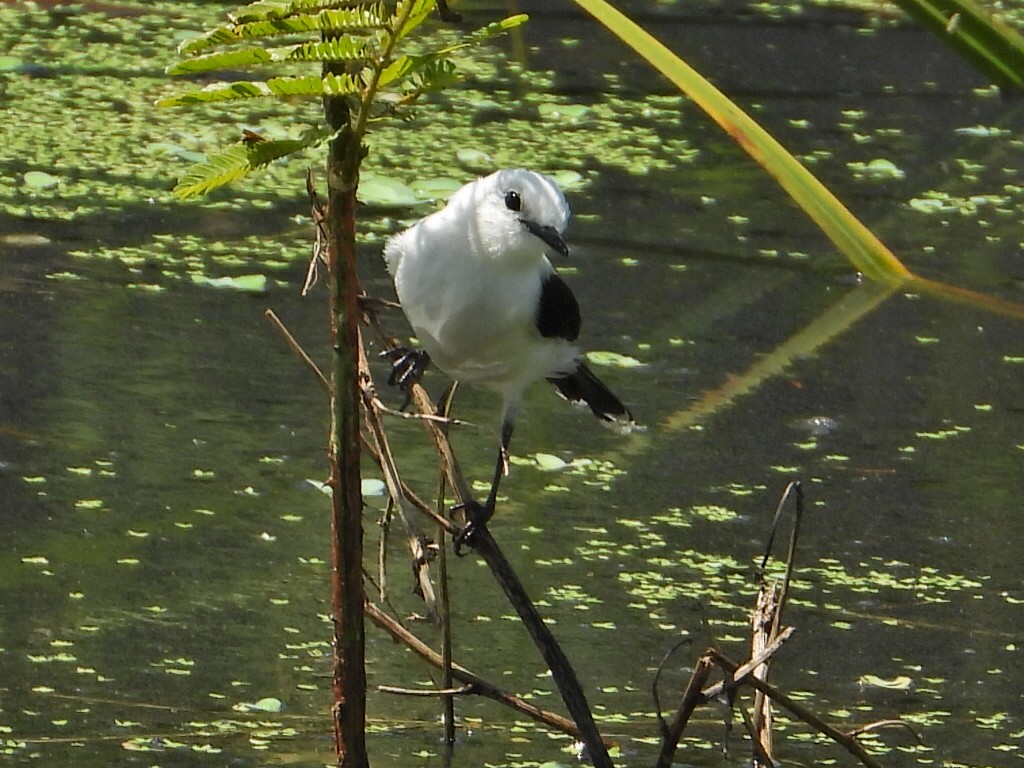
[173,127,336,198]
[168,37,376,75]
[404,57,458,94]
[173,146,258,198]
[229,0,367,25]
[376,14,527,91]
[162,2,531,198]
[376,53,422,88]
[285,36,379,63]
[179,4,388,55]
[158,72,362,106]
[444,12,528,50]
[168,47,274,75]
[393,0,437,40]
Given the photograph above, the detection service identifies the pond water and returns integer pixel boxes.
[1,1,1023,766]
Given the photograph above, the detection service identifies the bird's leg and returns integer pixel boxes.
[453,419,514,556]
[381,346,430,409]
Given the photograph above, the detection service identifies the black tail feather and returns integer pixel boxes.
[547,362,634,429]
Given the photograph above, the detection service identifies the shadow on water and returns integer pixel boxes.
[1,0,1023,766]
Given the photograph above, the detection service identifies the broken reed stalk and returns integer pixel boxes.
[657,483,909,768]
[708,649,887,768]
[323,113,368,765]
[750,584,777,764]
[751,481,804,765]
[655,628,795,768]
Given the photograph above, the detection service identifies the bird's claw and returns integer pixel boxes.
[381,346,430,392]
[452,499,493,557]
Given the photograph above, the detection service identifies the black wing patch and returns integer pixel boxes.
[536,272,581,341]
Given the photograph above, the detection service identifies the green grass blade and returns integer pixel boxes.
[893,0,1024,90]
[570,0,912,285]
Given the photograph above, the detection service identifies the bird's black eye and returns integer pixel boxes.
[504,190,522,212]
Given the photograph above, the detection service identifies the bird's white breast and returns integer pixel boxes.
[384,208,577,398]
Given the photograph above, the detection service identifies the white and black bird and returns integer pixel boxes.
[382,168,634,539]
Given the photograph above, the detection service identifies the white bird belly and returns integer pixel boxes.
[389,233,576,393]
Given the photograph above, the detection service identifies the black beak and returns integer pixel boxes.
[521,219,569,258]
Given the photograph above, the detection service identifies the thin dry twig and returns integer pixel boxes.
[357,333,446,622]
[847,719,925,745]
[357,329,455,536]
[365,601,610,745]
[767,480,804,636]
[700,627,796,702]
[377,496,393,602]
[651,636,693,737]
[265,308,329,393]
[378,684,474,697]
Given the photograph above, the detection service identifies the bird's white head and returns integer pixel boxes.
[452,168,571,266]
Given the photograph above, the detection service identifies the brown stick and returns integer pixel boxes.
[654,652,715,768]
[699,627,795,702]
[847,719,924,744]
[463,525,614,767]
[265,308,329,393]
[365,601,605,742]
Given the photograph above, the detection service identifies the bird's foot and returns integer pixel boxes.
[381,346,430,401]
[451,499,493,557]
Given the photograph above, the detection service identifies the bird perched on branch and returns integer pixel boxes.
[383,168,634,545]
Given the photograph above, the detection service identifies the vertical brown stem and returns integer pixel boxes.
[324,89,369,767]
[436,389,456,748]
